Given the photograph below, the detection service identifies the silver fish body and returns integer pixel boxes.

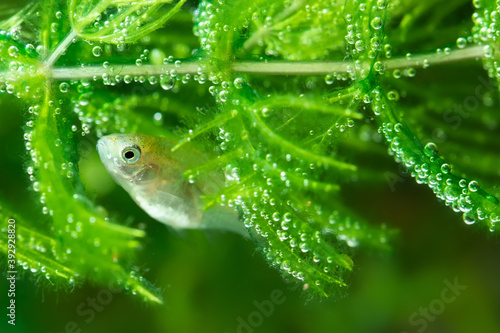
[97,133,244,234]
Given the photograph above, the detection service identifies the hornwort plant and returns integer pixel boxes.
[0,0,499,303]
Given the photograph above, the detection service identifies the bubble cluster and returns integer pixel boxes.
[70,1,185,45]
[240,193,353,295]
[17,82,156,298]
[344,0,387,79]
[472,1,500,78]
[0,30,43,100]
[191,0,404,297]
[207,85,390,297]
[378,118,499,230]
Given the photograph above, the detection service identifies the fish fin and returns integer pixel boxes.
[199,206,250,238]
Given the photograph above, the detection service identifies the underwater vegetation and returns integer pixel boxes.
[0,0,499,309]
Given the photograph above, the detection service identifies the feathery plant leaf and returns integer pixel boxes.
[0,0,499,304]
[0,204,78,286]
[191,0,394,297]
[69,0,187,44]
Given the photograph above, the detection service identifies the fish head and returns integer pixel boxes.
[96,133,163,189]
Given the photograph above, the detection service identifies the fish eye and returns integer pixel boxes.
[121,145,141,164]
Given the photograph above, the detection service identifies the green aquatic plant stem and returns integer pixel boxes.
[383,44,488,70]
[45,30,78,68]
[0,44,487,82]
[43,44,488,80]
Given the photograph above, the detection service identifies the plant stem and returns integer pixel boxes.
[16,44,486,80]
[384,44,486,70]
[52,62,201,80]
[45,30,78,68]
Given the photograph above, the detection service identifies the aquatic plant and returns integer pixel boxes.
[0,0,499,303]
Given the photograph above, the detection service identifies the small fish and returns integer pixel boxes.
[96,133,246,235]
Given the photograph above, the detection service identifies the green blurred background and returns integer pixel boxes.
[1,93,499,333]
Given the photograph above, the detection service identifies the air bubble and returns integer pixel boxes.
[387,90,399,100]
[440,163,451,174]
[355,40,365,52]
[218,90,228,102]
[234,78,243,89]
[8,46,19,58]
[407,68,416,77]
[377,0,387,9]
[463,212,476,225]
[281,260,291,270]
[148,76,158,85]
[370,17,383,30]
[468,180,479,192]
[299,242,309,253]
[59,82,69,93]
[373,61,384,72]
[92,46,102,57]
[25,44,36,54]
[153,112,163,125]
[456,37,467,49]
[424,142,438,156]
[160,75,175,90]
[51,23,59,33]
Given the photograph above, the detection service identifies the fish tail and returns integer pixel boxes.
[200,207,249,238]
